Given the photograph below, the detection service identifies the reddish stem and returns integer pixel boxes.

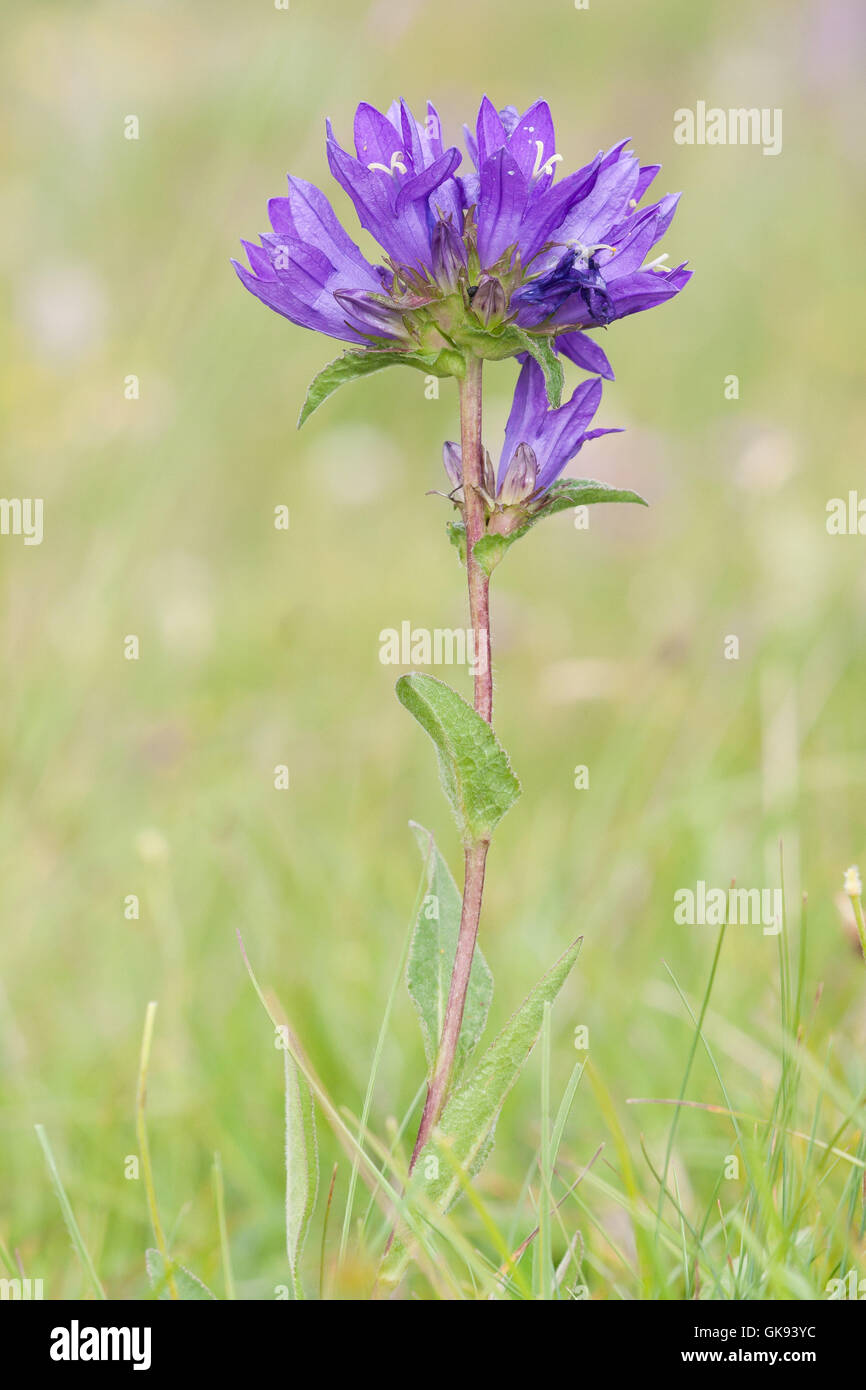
[408,358,492,1171]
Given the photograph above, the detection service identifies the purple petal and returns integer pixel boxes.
[599,209,664,279]
[557,331,615,380]
[633,163,661,203]
[326,125,431,268]
[353,102,405,169]
[598,137,632,170]
[477,148,528,267]
[518,154,602,262]
[536,376,604,490]
[498,105,521,136]
[277,177,382,287]
[476,95,508,165]
[398,98,426,172]
[499,358,549,484]
[462,122,479,169]
[507,99,557,186]
[232,258,364,342]
[424,101,445,159]
[555,155,641,248]
[395,146,462,213]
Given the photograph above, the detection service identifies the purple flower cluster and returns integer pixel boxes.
[235,95,690,511]
[235,96,688,358]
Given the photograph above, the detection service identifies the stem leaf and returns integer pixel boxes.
[406,822,493,1085]
[396,673,520,845]
[382,936,582,1285]
[430,936,582,1203]
[298,347,464,428]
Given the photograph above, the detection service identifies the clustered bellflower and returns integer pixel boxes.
[235,98,691,1199]
[234,94,690,379]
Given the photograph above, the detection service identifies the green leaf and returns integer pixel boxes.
[381,936,582,1285]
[298,347,464,428]
[511,330,564,407]
[429,936,581,1203]
[406,822,493,1085]
[145,1249,216,1300]
[475,478,648,571]
[526,477,648,521]
[472,533,511,576]
[396,673,520,845]
[446,520,466,564]
[283,1046,318,1298]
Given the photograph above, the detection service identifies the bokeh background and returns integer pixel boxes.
[2,0,865,1297]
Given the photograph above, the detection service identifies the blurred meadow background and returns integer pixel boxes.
[2,0,866,1299]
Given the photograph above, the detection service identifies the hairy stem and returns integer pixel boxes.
[409,358,492,1169]
[460,357,493,723]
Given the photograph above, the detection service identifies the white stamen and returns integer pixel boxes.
[367,150,408,177]
[572,241,614,261]
[532,140,563,180]
[645,252,670,272]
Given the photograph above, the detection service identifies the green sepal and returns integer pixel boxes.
[478,478,648,571]
[447,520,467,564]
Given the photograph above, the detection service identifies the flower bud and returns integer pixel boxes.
[845,865,863,899]
[432,218,466,291]
[333,289,409,342]
[497,443,538,505]
[442,441,463,490]
[471,276,508,327]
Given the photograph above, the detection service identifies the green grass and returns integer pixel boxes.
[1,0,865,1300]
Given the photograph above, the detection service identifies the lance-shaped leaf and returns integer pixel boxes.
[381,935,582,1285]
[396,673,520,845]
[407,821,493,1085]
[298,346,465,428]
[284,1047,318,1298]
[473,477,648,575]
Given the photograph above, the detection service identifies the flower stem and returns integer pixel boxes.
[460,356,493,723]
[409,357,492,1170]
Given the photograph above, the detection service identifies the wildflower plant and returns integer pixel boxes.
[235,95,690,1289]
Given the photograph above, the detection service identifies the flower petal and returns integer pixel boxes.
[499,357,549,484]
[475,95,509,165]
[507,99,557,186]
[535,376,603,490]
[353,101,405,169]
[557,331,615,380]
[477,148,528,267]
[395,146,462,213]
